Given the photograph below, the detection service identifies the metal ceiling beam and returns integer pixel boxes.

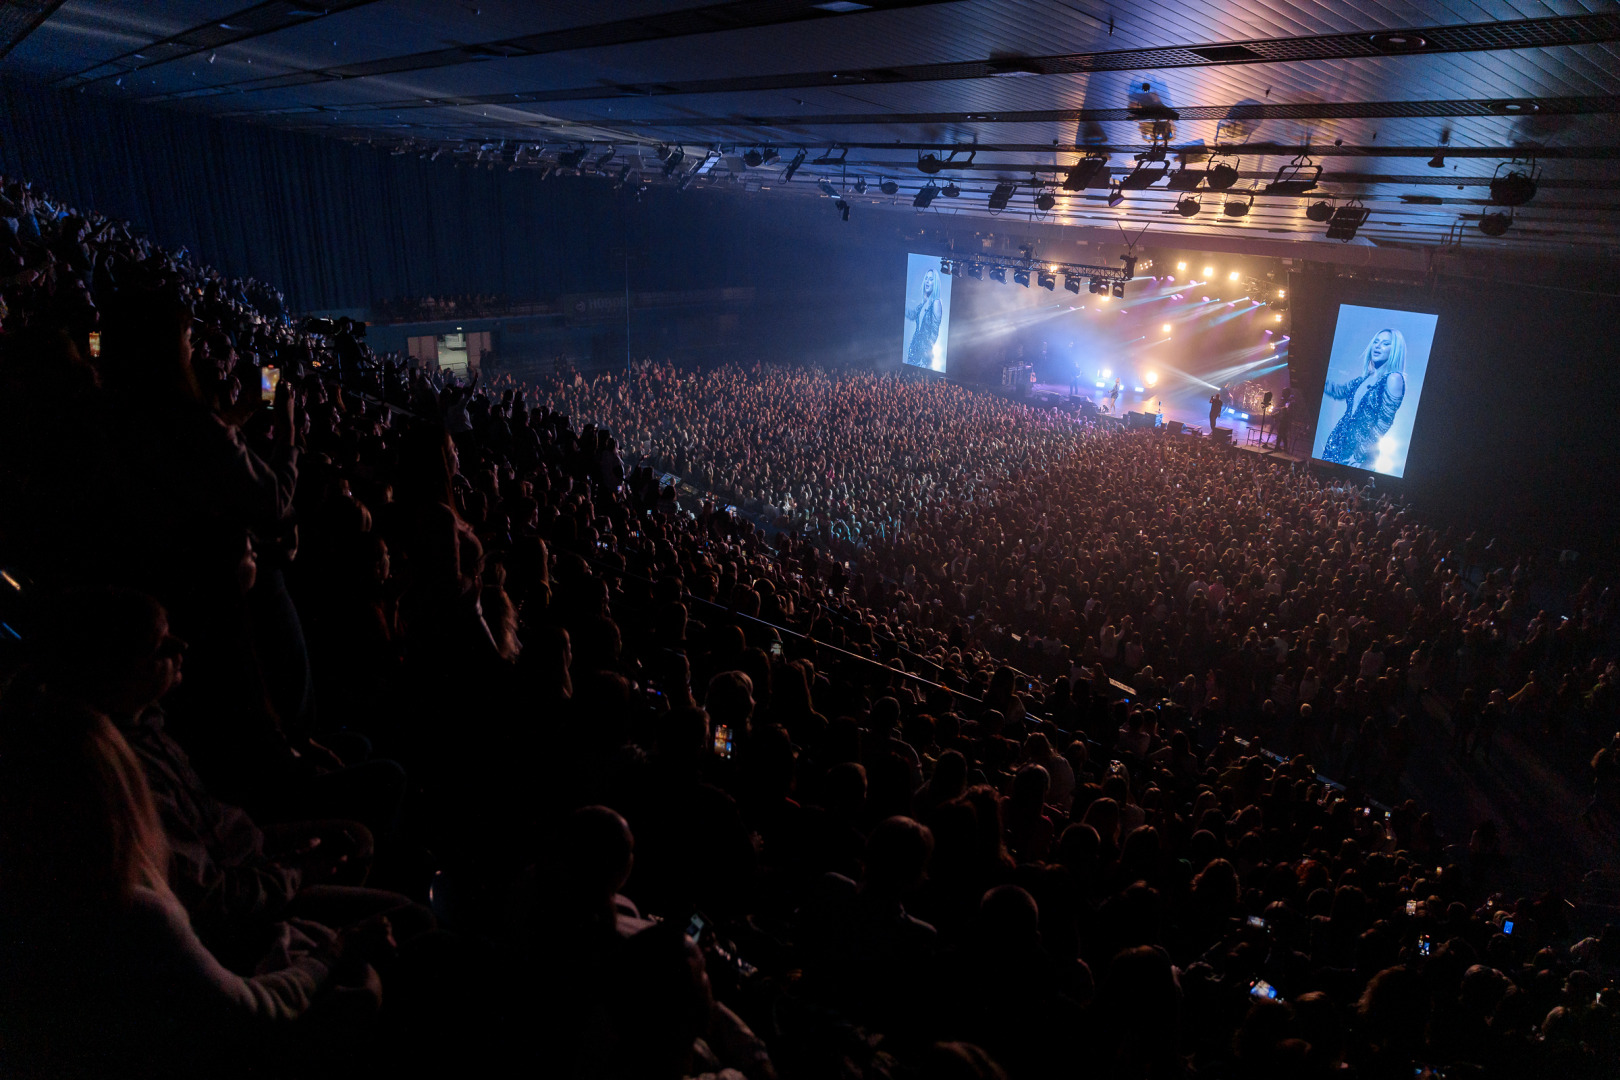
[150,0,964,103]
[610,95,1620,130]
[55,0,384,90]
[0,0,66,59]
[218,12,1620,116]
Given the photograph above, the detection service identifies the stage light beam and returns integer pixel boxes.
[1203,266,1214,276]
[1145,372,1159,386]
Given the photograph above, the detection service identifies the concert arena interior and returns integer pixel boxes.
[5,2,1620,1077]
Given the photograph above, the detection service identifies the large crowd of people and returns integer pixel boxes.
[2,172,1618,1079]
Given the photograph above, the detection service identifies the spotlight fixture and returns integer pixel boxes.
[1202,266,1215,277]
[1428,154,1446,168]
[1038,271,1056,291]
[1228,271,1241,281]
[880,179,899,195]
[660,145,686,177]
[1106,187,1125,208]
[743,148,764,167]
[1205,154,1240,190]
[1489,161,1539,206]
[1176,261,1187,270]
[1222,191,1254,217]
[781,149,807,181]
[1061,154,1109,191]
[989,266,1008,283]
[1064,276,1082,294]
[1325,200,1370,240]
[1165,166,1205,192]
[1111,282,1125,298]
[1478,210,1512,236]
[942,182,961,198]
[988,182,1016,211]
[1264,153,1321,195]
[818,179,839,197]
[1305,199,1334,222]
[835,199,850,221]
[1162,323,1172,332]
[761,148,780,165]
[966,263,983,279]
[1035,189,1056,212]
[1173,194,1201,217]
[812,147,848,166]
[1088,279,1102,294]
[854,177,868,194]
[916,148,974,175]
[1013,268,1031,287]
[939,259,954,276]
[1120,158,1170,189]
[913,182,940,208]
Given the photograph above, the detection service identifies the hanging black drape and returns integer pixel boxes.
[0,78,650,311]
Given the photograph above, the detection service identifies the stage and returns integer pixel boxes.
[1032,381,1306,461]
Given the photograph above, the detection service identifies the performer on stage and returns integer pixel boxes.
[1208,390,1223,432]
[904,267,944,370]
[1108,377,1122,414]
[1320,328,1407,469]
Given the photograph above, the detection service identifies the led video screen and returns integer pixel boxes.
[901,253,952,373]
[1310,303,1438,478]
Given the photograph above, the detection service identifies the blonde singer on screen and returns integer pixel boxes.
[904,267,946,371]
[1320,327,1407,472]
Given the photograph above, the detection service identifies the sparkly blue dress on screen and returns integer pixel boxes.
[1320,369,1405,468]
[905,296,941,368]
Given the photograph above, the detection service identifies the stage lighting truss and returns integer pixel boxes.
[1171,194,1202,217]
[917,148,975,175]
[1061,154,1110,191]
[1325,199,1370,240]
[1222,189,1255,218]
[947,254,1136,291]
[1489,158,1540,206]
[1478,208,1513,236]
[1264,152,1322,195]
[988,182,1016,211]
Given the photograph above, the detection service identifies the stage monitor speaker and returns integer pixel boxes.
[1211,426,1233,445]
[1125,411,1157,429]
[1165,419,1184,435]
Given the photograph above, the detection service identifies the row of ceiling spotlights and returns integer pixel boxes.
[939,258,1126,296]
